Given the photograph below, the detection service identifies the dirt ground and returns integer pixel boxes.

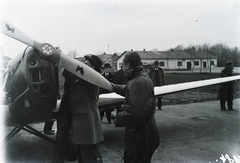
[2,98,240,163]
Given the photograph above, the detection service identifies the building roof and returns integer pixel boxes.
[120,50,165,60]
[137,51,166,59]
[119,50,218,60]
[158,51,190,59]
[97,53,112,64]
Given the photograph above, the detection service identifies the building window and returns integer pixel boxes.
[177,61,182,66]
[211,61,214,65]
[160,62,164,67]
[194,61,199,66]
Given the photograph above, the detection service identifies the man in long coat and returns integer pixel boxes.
[53,55,104,163]
[149,61,165,110]
[112,52,159,163]
[100,63,114,123]
[218,61,234,111]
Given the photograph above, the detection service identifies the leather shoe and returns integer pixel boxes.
[44,130,55,135]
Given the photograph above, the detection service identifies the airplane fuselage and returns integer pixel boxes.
[4,46,58,125]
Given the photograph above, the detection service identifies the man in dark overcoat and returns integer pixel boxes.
[149,61,165,110]
[112,52,159,163]
[100,63,114,123]
[53,54,104,163]
[218,61,234,111]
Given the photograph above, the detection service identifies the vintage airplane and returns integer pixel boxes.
[1,19,240,146]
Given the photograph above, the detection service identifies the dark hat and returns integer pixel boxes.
[84,55,102,72]
[103,63,112,69]
[226,61,233,66]
[154,61,159,65]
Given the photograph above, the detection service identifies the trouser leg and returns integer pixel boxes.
[44,121,54,132]
[116,105,121,113]
[158,98,162,110]
[124,129,144,163]
[77,144,103,163]
[106,110,112,123]
[227,99,233,110]
[220,100,226,110]
[100,111,104,121]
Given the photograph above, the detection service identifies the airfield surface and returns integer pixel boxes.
[2,98,240,163]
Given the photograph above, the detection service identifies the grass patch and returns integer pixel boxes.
[162,73,240,105]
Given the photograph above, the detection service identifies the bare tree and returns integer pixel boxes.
[67,50,78,58]
[174,45,184,51]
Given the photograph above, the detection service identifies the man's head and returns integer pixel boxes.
[103,63,112,73]
[83,55,102,72]
[153,61,159,68]
[226,61,233,67]
[122,52,141,73]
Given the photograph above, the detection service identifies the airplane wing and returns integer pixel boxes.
[99,75,240,106]
[0,19,112,91]
[99,93,124,107]
[154,75,240,97]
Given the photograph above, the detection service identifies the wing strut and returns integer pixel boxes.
[3,125,55,145]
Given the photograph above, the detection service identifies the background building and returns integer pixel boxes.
[116,50,218,72]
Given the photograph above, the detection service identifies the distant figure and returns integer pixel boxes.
[149,61,165,110]
[218,61,234,111]
[100,63,114,124]
[102,63,113,83]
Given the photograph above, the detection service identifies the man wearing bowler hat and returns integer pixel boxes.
[218,61,234,111]
[53,54,104,163]
[149,61,165,110]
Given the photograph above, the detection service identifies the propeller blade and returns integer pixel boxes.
[0,19,36,47]
[60,54,113,90]
[0,19,59,61]
[0,19,113,90]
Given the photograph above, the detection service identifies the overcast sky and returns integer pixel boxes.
[0,0,240,59]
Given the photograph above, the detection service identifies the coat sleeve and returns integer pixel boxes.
[113,84,127,96]
[116,79,154,128]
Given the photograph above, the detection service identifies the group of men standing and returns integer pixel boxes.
[51,50,235,163]
[52,52,164,163]
[100,60,165,123]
